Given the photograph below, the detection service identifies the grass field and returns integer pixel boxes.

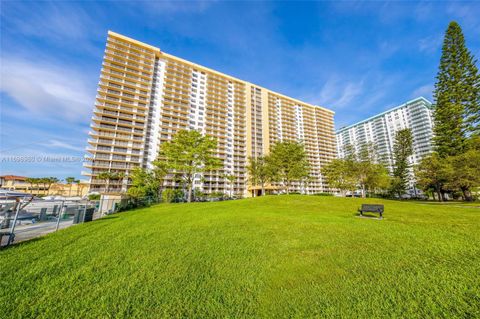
[1,195,479,318]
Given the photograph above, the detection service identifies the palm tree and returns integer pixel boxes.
[25,177,35,194]
[112,172,125,193]
[31,178,40,195]
[98,171,124,194]
[74,179,81,196]
[98,171,111,194]
[46,177,59,195]
[39,177,48,195]
[65,177,75,196]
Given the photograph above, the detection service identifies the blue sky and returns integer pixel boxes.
[1,1,480,180]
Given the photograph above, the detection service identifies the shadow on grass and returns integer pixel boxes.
[354,213,383,220]
[0,235,47,251]
[93,216,120,222]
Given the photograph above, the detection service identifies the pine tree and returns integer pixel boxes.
[391,129,413,197]
[433,21,480,157]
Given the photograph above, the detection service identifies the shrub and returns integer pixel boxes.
[209,191,226,200]
[88,194,101,200]
[162,189,184,203]
[313,192,333,196]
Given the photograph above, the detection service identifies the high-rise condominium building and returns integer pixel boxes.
[84,31,336,196]
[336,97,434,171]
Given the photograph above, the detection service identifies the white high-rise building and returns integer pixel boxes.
[336,97,434,171]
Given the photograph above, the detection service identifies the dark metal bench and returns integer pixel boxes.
[358,204,384,219]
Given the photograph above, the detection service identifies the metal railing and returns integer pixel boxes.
[0,196,128,249]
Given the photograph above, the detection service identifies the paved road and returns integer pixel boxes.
[1,211,103,248]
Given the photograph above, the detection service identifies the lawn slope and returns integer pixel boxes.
[1,196,479,318]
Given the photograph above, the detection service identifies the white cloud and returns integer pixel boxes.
[41,140,85,152]
[412,84,434,99]
[418,35,443,53]
[318,78,363,110]
[139,0,215,14]
[1,2,102,42]
[446,3,480,34]
[0,56,94,122]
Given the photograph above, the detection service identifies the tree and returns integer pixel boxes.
[415,153,449,201]
[223,174,236,198]
[433,21,480,157]
[268,141,310,194]
[321,159,357,196]
[444,149,480,201]
[158,130,222,202]
[46,177,59,195]
[365,163,391,196]
[65,177,76,196]
[28,177,41,195]
[127,166,165,201]
[151,161,168,199]
[97,171,124,194]
[36,177,46,196]
[246,156,275,196]
[25,177,35,194]
[353,143,381,198]
[391,129,413,197]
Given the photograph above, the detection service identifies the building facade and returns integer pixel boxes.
[336,97,434,172]
[84,31,336,196]
[0,175,89,197]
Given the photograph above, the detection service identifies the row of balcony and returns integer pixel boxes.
[90,130,144,141]
[107,40,155,59]
[100,73,150,89]
[104,54,153,74]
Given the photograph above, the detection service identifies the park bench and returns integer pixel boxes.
[358,204,384,219]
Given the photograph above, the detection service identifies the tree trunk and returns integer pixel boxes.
[361,185,366,198]
[461,187,472,201]
[261,183,265,196]
[440,190,446,202]
[187,184,192,202]
[436,189,442,202]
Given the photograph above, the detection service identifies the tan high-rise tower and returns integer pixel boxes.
[84,31,336,196]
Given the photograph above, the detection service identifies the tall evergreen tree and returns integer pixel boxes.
[433,21,480,157]
[391,129,413,197]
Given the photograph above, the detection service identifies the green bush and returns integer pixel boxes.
[162,189,184,203]
[209,191,226,200]
[313,192,333,196]
[88,194,101,200]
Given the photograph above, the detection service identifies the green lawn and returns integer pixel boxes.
[1,195,479,318]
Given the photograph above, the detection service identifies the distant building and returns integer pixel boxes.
[0,175,88,197]
[0,175,34,193]
[336,97,434,171]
